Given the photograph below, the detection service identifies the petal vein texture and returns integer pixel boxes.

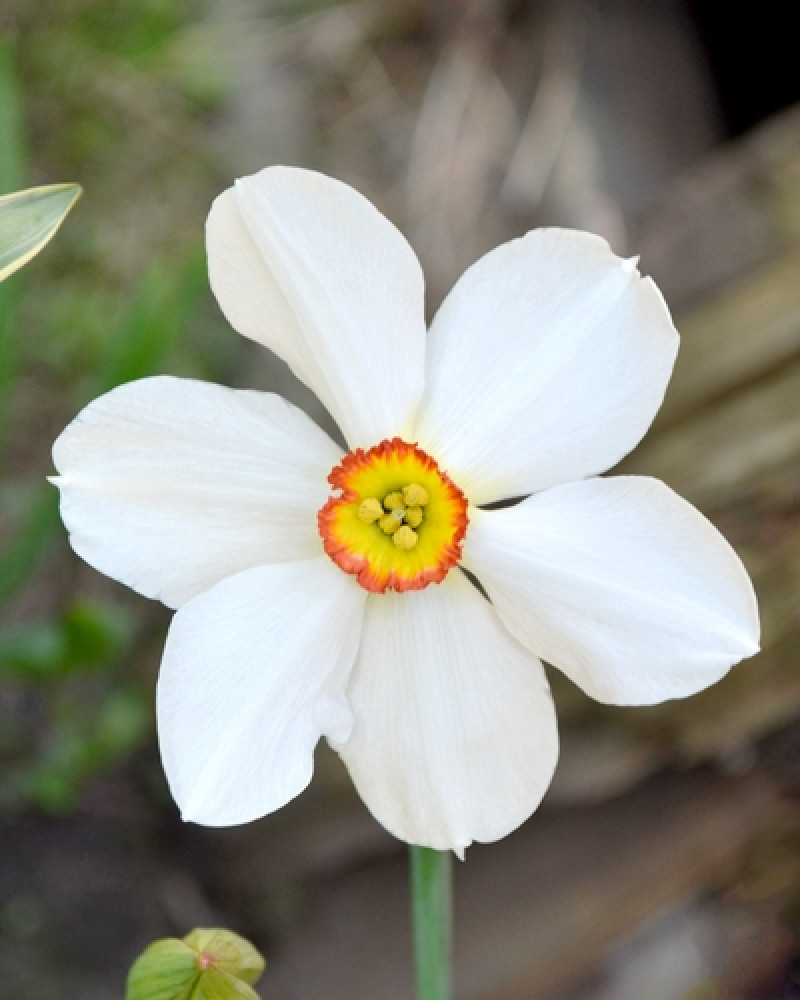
[463,477,760,705]
[52,376,341,608]
[206,166,427,449]
[338,571,559,851]
[157,558,366,826]
[414,229,679,504]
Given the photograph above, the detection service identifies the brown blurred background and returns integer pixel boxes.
[0,1,799,997]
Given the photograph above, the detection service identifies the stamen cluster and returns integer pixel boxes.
[357,482,430,550]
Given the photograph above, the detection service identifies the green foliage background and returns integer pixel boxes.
[0,0,238,815]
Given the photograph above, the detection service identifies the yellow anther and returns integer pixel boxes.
[405,506,423,529]
[393,525,418,550]
[383,491,406,511]
[379,512,402,535]
[357,497,384,524]
[403,483,429,507]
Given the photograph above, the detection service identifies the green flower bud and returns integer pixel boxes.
[184,929,265,985]
[126,928,265,1000]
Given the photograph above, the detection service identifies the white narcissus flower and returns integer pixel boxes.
[51,166,759,853]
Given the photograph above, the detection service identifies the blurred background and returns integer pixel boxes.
[1,0,799,997]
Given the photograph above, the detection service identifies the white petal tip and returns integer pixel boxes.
[318,695,355,747]
[177,803,200,825]
[176,793,208,826]
[737,637,761,660]
[725,618,761,662]
[177,797,248,829]
[622,254,641,273]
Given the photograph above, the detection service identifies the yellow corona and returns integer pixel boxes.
[318,438,468,593]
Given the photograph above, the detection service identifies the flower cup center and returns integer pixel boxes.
[318,438,468,593]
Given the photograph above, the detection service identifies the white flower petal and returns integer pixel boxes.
[463,477,760,705]
[337,571,559,852]
[157,558,366,826]
[52,375,341,608]
[414,229,679,504]
[206,166,427,448]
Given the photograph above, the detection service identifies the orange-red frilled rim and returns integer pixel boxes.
[318,438,469,594]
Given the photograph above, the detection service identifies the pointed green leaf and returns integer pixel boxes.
[184,928,265,985]
[125,938,200,1000]
[193,968,261,1000]
[0,182,81,282]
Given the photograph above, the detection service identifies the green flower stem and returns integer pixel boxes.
[409,845,453,1000]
